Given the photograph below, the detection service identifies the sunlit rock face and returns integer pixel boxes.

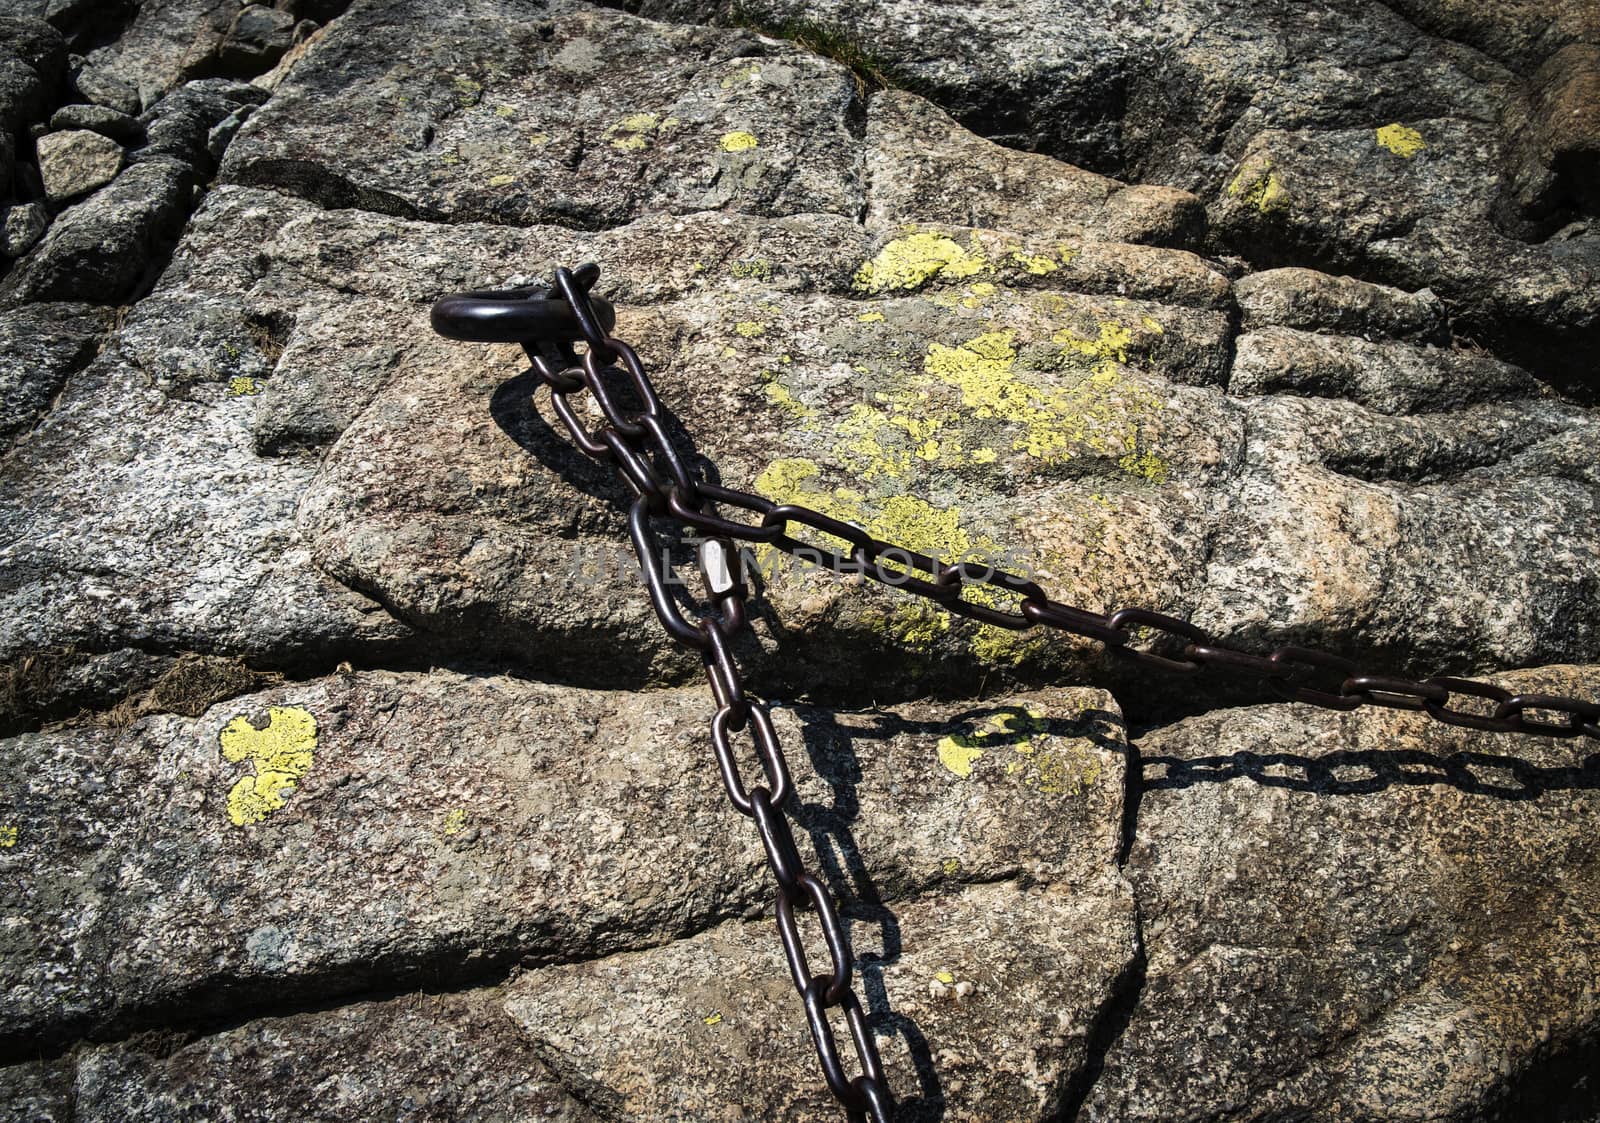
[1,0,1597,1119]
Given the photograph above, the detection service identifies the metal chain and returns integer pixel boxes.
[530,267,895,1122]
[438,264,1600,1123]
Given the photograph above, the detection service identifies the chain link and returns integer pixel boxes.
[438,263,1600,1123]
[525,267,896,1122]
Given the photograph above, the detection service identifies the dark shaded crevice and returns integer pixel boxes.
[0,889,761,1068]
[0,868,1032,1077]
[1053,905,1147,1122]
[1479,1029,1600,1122]
[214,167,710,233]
[222,159,431,221]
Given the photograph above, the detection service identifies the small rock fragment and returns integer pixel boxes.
[0,201,48,258]
[71,62,140,115]
[36,128,124,202]
[134,78,268,175]
[48,102,146,145]
[213,4,298,76]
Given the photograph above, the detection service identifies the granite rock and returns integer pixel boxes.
[0,157,191,305]
[81,0,242,109]
[48,100,145,144]
[0,299,108,447]
[1084,663,1600,1121]
[0,668,1128,1057]
[69,60,140,115]
[35,125,122,200]
[221,1,866,227]
[1,0,1598,1118]
[4,990,599,1122]
[0,198,46,255]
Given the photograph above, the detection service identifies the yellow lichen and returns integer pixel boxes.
[1054,321,1133,366]
[941,857,962,876]
[934,970,956,985]
[720,63,761,88]
[936,736,985,778]
[857,310,886,323]
[763,379,813,420]
[704,1012,724,1025]
[1375,123,1426,157]
[442,808,469,836]
[734,320,767,338]
[852,232,987,293]
[528,132,550,147]
[606,112,663,151]
[488,173,515,187]
[931,705,1101,794]
[0,825,16,848]
[719,130,760,152]
[1009,251,1060,275]
[220,705,317,827]
[958,281,998,309]
[1228,158,1288,214]
[730,259,772,280]
[227,375,263,396]
[493,105,516,118]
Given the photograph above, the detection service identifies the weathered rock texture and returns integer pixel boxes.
[0,0,1597,1118]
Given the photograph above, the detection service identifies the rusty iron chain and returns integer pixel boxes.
[432,264,1600,1123]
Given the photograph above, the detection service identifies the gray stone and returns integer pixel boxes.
[211,3,297,76]
[47,100,145,144]
[1,4,1598,1116]
[0,668,1127,1057]
[0,300,109,448]
[69,61,139,115]
[641,0,1600,388]
[1379,0,1599,75]
[35,126,123,200]
[0,199,46,257]
[1084,663,1600,1121]
[1229,327,1539,414]
[82,0,242,109]
[76,991,597,1122]
[864,88,1206,250]
[1211,122,1600,391]
[1234,267,1447,343]
[0,44,49,136]
[221,2,866,227]
[203,106,246,164]
[0,1055,72,1122]
[0,158,191,306]
[0,13,67,80]
[506,876,1137,1120]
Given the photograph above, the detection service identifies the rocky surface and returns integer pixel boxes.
[1085,663,1600,1122]
[1,0,1597,1119]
